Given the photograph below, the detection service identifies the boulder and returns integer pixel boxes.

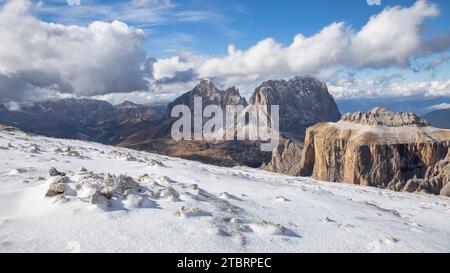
[49,167,66,177]
[45,176,68,197]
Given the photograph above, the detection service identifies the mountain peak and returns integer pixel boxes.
[117,100,139,108]
[200,78,212,84]
[192,79,219,98]
[250,75,341,139]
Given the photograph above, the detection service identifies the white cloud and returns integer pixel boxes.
[36,0,214,28]
[153,56,194,79]
[153,0,449,89]
[0,0,148,102]
[350,0,439,68]
[66,0,81,6]
[4,101,21,111]
[428,102,450,110]
[367,0,382,6]
[328,77,450,99]
[132,0,171,7]
[1,0,449,103]
[425,55,450,70]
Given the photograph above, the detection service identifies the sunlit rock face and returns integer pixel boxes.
[250,76,341,140]
[297,108,450,195]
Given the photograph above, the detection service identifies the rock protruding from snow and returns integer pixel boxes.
[341,107,430,127]
[98,174,140,197]
[175,206,211,218]
[46,175,68,197]
[49,167,66,177]
[89,190,112,209]
[45,171,145,210]
[249,220,296,237]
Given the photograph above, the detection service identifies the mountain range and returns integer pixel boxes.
[0,98,164,144]
[0,76,341,167]
[1,76,449,197]
[337,96,450,116]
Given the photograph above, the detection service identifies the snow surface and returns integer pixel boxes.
[334,121,449,144]
[0,129,449,253]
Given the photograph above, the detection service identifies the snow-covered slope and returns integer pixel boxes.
[0,127,449,253]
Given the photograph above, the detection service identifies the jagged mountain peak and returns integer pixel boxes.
[223,87,248,106]
[168,79,247,114]
[192,79,220,98]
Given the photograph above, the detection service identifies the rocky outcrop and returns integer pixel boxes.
[342,107,430,127]
[263,139,303,175]
[250,76,341,140]
[46,175,68,197]
[296,108,450,196]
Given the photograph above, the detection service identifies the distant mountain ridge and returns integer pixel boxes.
[337,96,450,115]
[423,109,450,129]
[0,98,164,144]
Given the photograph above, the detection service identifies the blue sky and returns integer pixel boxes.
[34,0,450,57]
[1,0,450,105]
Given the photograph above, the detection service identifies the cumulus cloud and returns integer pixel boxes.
[349,0,439,68]
[1,0,449,103]
[0,0,148,103]
[153,0,450,89]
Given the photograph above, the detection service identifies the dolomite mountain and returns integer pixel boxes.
[265,108,450,196]
[250,76,341,140]
[167,79,248,115]
[117,76,341,167]
[116,79,267,167]
[0,76,341,167]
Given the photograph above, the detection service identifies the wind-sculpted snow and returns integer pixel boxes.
[0,126,449,252]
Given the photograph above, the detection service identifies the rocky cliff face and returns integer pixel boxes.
[262,139,303,175]
[250,76,341,140]
[296,108,450,196]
